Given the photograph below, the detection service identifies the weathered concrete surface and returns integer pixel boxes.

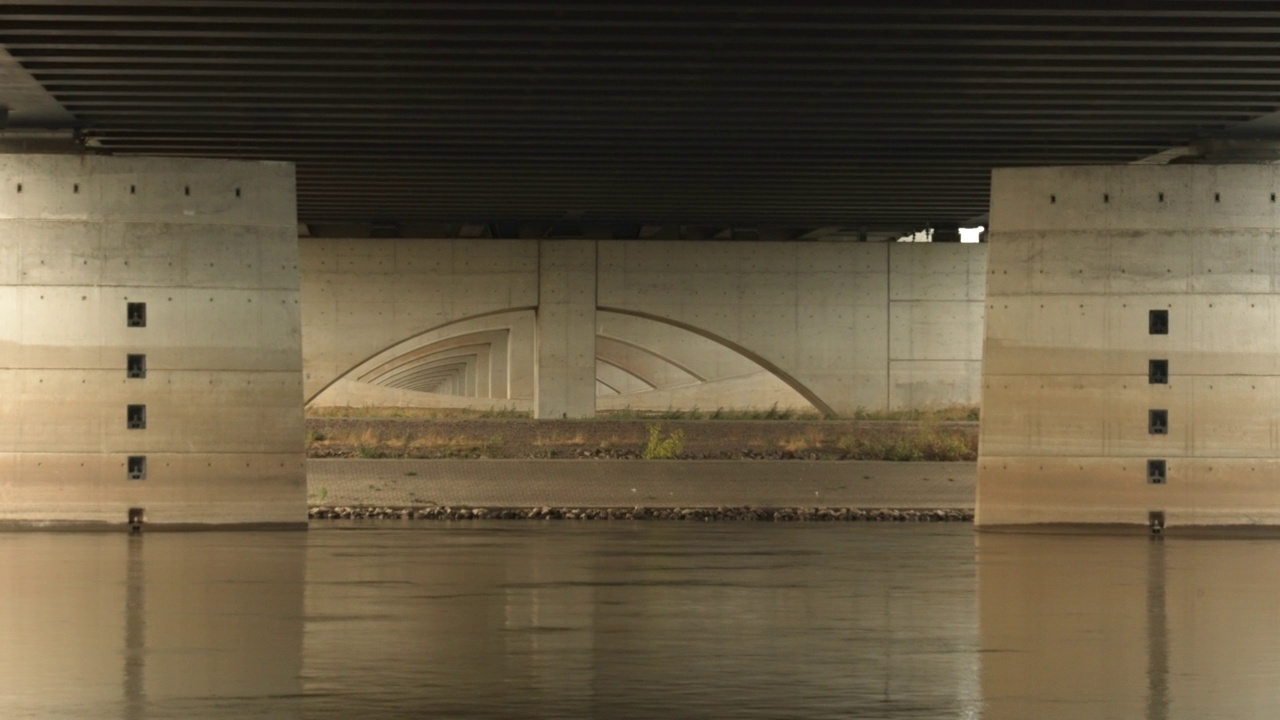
[303,240,986,417]
[301,239,538,403]
[306,459,976,509]
[0,154,305,527]
[889,244,986,409]
[535,240,597,418]
[979,164,1280,529]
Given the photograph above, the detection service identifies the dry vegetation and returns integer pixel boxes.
[305,406,979,461]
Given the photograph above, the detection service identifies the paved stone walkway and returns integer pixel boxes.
[307,459,975,509]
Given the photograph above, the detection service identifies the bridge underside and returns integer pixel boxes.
[8,5,1280,529]
[7,3,1280,239]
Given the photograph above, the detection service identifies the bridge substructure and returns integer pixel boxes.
[979,164,1280,532]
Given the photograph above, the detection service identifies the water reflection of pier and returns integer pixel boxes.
[979,533,1280,720]
[0,533,306,719]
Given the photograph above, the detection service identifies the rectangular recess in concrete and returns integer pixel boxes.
[1149,359,1168,384]
[126,404,147,430]
[127,301,146,327]
[1149,309,1169,335]
[1148,459,1167,485]
[127,455,146,480]
[1149,409,1169,435]
[127,353,146,379]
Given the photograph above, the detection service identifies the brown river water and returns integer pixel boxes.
[0,523,1277,719]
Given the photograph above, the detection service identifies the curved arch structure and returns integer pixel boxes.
[302,238,986,417]
[307,309,536,411]
[598,307,833,416]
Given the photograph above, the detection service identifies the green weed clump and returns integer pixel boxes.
[837,428,975,462]
[851,405,980,422]
[478,405,529,418]
[643,423,685,459]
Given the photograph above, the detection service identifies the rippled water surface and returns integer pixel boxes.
[2,523,1279,718]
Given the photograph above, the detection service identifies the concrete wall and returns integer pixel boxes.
[301,239,538,403]
[889,243,986,409]
[307,306,536,412]
[979,164,1280,528]
[600,241,988,415]
[302,239,986,417]
[0,154,304,527]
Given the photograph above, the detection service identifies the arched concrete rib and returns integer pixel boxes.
[373,347,487,395]
[304,307,536,404]
[358,333,505,384]
[596,306,835,418]
[383,357,476,394]
[595,332,707,384]
[594,356,657,392]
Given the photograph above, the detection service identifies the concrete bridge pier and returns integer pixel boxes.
[0,154,305,528]
[979,164,1280,532]
[535,240,597,419]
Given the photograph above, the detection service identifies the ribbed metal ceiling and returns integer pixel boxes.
[3,1,1280,237]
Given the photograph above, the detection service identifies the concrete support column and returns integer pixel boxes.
[979,164,1280,531]
[536,240,596,418]
[0,154,304,528]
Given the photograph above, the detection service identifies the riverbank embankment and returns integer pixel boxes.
[306,416,978,461]
[307,458,976,522]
